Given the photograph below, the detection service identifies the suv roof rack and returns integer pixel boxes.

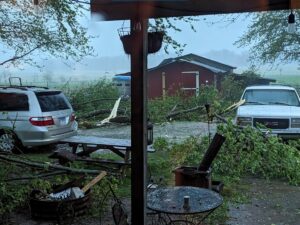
[0,85,49,90]
[0,77,49,90]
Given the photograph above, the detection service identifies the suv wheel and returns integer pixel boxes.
[0,131,23,154]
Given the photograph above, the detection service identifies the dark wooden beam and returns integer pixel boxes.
[91,0,300,21]
[130,18,148,225]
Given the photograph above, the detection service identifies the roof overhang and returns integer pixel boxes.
[91,0,300,21]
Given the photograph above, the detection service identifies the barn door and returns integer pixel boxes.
[181,71,199,96]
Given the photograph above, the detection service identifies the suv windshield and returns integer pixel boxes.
[243,89,300,106]
[35,91,70,112]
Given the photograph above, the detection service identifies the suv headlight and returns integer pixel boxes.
[291,118,300,128]
[236,117,252,126]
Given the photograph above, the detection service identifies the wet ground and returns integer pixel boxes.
[227,177,300,225]
[13,177,300,225]
[78,122,300,225]
[8,122,300,225]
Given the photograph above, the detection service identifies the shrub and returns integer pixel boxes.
[219,76,244,104]
[67,79,118,110]
[168,121,300,185]
[216,122,300,185]
[149,86,221,123]
[169,136,207,167]
[153,137,169,152]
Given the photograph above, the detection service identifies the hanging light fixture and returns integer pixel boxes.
[32,0,47,15]
[147,119,153,145]
[33,0,40,14]
[288,10,296,33]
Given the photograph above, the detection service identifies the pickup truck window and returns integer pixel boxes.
[243,89,300,106]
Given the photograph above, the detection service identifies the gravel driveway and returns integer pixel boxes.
[78,121,217,142]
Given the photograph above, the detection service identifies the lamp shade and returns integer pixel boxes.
[147,120,153,145]
[288,11,296,33]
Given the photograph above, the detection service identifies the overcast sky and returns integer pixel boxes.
[0,12,298,83]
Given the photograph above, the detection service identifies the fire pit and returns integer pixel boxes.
[173,166,212,188]
[29,188,91,223]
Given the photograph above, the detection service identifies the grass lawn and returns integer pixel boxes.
[266,74,300,85]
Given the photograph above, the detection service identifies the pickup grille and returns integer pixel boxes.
[253,118,289,129]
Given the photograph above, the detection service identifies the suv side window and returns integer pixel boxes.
[35,91,70,112]
[0,92,29,111]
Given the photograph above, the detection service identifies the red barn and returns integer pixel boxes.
[115,53,236,99]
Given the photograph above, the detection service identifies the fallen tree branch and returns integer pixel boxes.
[169,104,179,114]
[109,116,130,123]
[80,109,126,119]
[214,114,228,123]
[97,97,121,126]
[166,105,205,120]
[3,171,67,182]
[216,99,245,116]
[73,98,122,108]
[0,154,103,175]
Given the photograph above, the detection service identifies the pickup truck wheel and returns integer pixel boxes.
[0,131,23,154]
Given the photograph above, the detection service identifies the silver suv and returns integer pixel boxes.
[0,83,78,153]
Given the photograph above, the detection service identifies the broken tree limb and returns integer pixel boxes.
[79,108,126,119]
[214,114,229,123]
[217,99,245,116]
[0,154,104,175]
[109,116,130,123]
[97,97,122,126]
[3,171,67,182]
[82,171,107,193]
[198,133,226,171]
[73,98,120,108]
[169,104,179,114]
[166,105,205,120]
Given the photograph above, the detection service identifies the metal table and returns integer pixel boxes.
[147,186,223,225]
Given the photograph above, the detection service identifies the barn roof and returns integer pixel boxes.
[114,71,277,84]
[157,53,236,73]
[227,72,277,84]
[116,53,236,76]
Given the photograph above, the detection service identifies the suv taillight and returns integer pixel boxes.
[29,116,54,126]
[70,113,76,122]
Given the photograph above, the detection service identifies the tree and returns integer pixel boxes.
[0,0,199,67]
[149,17,198,55]
[235,10,300,66]
[220,70,262,103]
[0,0,93,66]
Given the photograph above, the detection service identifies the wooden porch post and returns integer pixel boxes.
[130,18,148,225]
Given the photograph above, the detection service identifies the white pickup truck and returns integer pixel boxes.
[236,85,300,139]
